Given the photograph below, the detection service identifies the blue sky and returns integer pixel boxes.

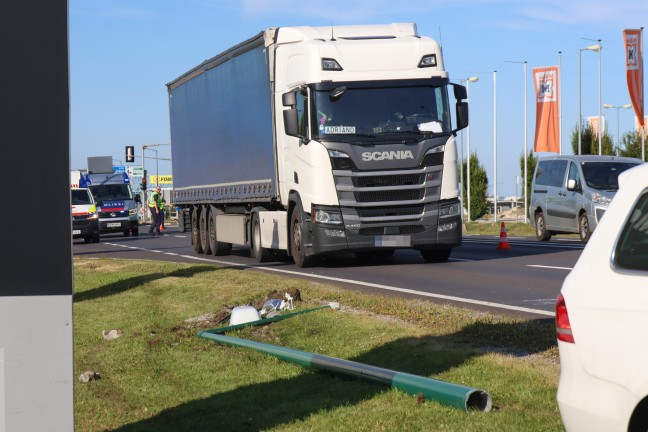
[70,0,646,197]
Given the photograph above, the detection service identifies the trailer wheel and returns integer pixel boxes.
[191,207,203,254]
[178,210,186,233]
[290,204,318,268]
[251,212,272,263]
[208,209,232,256]
[199,205,212,255]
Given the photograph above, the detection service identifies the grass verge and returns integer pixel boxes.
[74,258,562,431]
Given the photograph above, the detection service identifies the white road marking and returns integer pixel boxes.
[527,264,573,271]
[101,242,555,317]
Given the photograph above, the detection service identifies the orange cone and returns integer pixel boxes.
[496,222,511,250]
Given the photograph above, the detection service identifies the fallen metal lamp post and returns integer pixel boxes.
[198,318,492,412]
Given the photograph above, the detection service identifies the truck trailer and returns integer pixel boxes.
[168,23,468,267]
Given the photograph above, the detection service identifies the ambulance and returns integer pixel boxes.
[71,188,100,243]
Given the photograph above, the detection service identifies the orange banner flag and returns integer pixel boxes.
[533,66,560,153]
[624,29,644,127]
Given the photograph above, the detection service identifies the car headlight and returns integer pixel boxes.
[592,193,611,206]
[88,212,99,220]
[312,206,343,224]
[439,203,460,218]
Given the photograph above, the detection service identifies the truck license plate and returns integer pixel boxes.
[375,235,411,247]
[72,230,81,235]
[107,222,121,228]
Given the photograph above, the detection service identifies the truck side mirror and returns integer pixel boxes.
[567,179,577,191]
[283,109,299,137]
[453,84,467,101]
[282,92,296,107]
[454,101,469,132]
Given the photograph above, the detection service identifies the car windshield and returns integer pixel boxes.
[71,190,93,205]
[313,85,451,142]
[581,162,641,191]
[89,184,132,202]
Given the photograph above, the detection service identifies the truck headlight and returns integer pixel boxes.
[88,212,99,220]
[439,203,460,218]
[129,209,138,215]
[592,193,611,206]
[312,206,343,225]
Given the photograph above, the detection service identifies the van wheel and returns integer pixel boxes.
[290,204,318,268]
[535,212,552,241]
[251,213,272,263]
[191,208,203,254]
[579,213,591,243]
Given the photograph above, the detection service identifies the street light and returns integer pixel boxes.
[460,76,479,221]
[603,103,632,147]
[578,42,602,155]
[505,60,528,223]
[493,70,498,223]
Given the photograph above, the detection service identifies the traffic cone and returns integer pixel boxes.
[496,222,511,250]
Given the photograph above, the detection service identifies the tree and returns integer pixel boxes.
[616,130,647,159]
[570,121,615,155]
[519,150,537,214]
[461,152,489,221]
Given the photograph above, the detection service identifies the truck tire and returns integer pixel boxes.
[290,204,318,268]
[199,205,212,255]
[579,212,591,244]
[191,207,203,254]
[251,212,272,263]
[208,209,232,256]
[178,210,186,233]
[535,211,552,241]
[420,248,451,262]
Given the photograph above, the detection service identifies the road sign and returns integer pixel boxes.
[113,165,126,172]
[128,166,144,177]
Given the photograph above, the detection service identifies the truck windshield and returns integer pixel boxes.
[313,85,451,142]
[71,190,93,205]
[89,184,133,202]
[581,162,641,191]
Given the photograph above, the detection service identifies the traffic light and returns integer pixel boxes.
[140,178,147,191]
[125,145,135,163]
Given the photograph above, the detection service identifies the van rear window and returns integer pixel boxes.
[615,191,648,272]
[535,160,567,187]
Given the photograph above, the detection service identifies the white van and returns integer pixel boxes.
[72,188,100,243]
[529,155,642,243]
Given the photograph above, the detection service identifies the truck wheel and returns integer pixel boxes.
[199,205,212,255]
[208,209,232,256]
[191,208,203,254]
[579,212,591,243]
[535,211,552,241]
[420,248,451,262]
[290,205,318,268]
[178,210,186,233]
[251,213,272,263]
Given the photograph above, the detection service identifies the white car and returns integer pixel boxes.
[557,162,648,431]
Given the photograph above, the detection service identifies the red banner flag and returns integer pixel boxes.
[533,66,560,153]
[624,29,644,127]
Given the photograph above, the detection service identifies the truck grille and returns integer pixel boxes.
[358,225,425,236]
[353,173,424,188]
[355,189,424,203]
[356,205,424,218]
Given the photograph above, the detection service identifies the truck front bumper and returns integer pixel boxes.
[303,215,461,257]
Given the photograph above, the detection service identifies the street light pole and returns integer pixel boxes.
[459,77,479,222]
[598,39,603,155]
[603,103,633,147]
[505,60,528,223]
[579,41,602,155]
[493,70,498,223]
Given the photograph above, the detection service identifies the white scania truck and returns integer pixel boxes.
[168,23,468,267]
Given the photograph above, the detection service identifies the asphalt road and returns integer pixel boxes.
[73,227,584,319]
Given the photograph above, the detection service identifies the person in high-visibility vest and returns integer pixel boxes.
[148,185,162,235]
